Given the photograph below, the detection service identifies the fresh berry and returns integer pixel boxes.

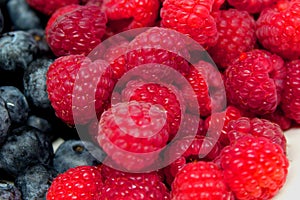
[27,29,52,56]
[179,113,205,137]
[26,115,53,136]
[281,59,300,123]
[0,180,22,200]
[46,5,107,56]
[160,0,218,48]
[225,49,286,115]
[46,55,114,125]
[208,9,256,68]
[227,0,277,13]
[217,135,289,200]
[171,161,232,200]
[102,0,160,33]
[261,107,292,131]
[46,165,103,200]
[26,0,80,15]
[97,101,169,171]
[53,140,106,173]
[14,164,57,200]
[256,0,300,60]
[0,98,11,147]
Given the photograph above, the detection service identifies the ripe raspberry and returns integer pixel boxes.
[97,101,170,171]
[160,0,218,48]
[281,59,300,123]
[26,0,79,15]
[180,113,205,137]
[46,55,115,125]
[102,0,160,33]
[256,0,300,60]
[171,161,233,200]
[261,107,292,131]
[225,49,286,115]
[46,5,107,56]
[46,166,103,200]
[227,0,277,13]
[208,9,256,68]
[217,135,289,200]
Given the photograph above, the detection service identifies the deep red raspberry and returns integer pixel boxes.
[46,5,107,56]
[281,59,300,123]
[26,0,79,15]
[256,0,300,60]
[180,113,205,137]
[46,166,103,200]
[171,161,233,200]
[261,107,292,131]
[97,101,170,171]
[46,55,115,125]
[227,0,277,13]
[217,135,289,200]
[208,9,256,68]
[84,0,103,6]
[101,0,160,33]
[160,0,218,48]
[225,49,286,115]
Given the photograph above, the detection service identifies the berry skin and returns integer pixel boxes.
[0,98,11,147]
[171,161,233,200]
[26,0,80,15]
[256,0,300,60]
[0,181,22,200]
[225,49,286,115]
[208,9,256,68]
[160,0,218,48]
[227,0,277,13]
[281,59,300,123]
[261,107,292,131]
[46,55,115,125]
[46,5,107,56]
[46,166,103,200]
[217,135,289,200]
[97,101,170,171]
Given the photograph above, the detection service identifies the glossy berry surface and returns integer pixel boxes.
[0,181,22,200]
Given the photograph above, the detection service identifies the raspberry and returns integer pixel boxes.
[225,49,286,115]
[180,113,205,137]
[97,101,170,171]
[26,0,79,15]
[171,161,233,200]
[46,55,115,125]
[256,0,300,60]
[46,166,103,200]
[261,107,292,131]
[217,136,289,200]
[46,5,107,56]
[281,59,300,123]
[208,9,256,68]
[227,0,277,13]
[160,0,218,48]
[102,0,160,33]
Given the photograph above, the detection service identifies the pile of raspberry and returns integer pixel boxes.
[20,0,300,199]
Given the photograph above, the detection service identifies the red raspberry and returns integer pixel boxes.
[102,0,160,33]
[225,49,286,115]
[261,107,292,131]
[227,0,277,13]
[26,0,79,15]
[281,59,300,123]
[97,101,170,171]
[180,113,205,137]
[208,9,256,68]
[46,55,115,125]
[171,161,233,200]
[217,135,289,200]
[160,0,218,48]
[46,5,107,56]
[46,166,103,200]
[256,0,300,60]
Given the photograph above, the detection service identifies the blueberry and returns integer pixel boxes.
[26,115,52,135]
[27,29,52,56]
[0,97,11,147]
[0,31,38,71]
[0,10,3,33]
[23,58,53,109]
[15,164,57,200]
[0,126,54,177]
[0,180,22,200]
[53,140,106,173]
[6,0,42,30]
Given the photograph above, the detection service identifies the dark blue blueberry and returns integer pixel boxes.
[53,140,106,173]
[0,31,38,71]
[0,86,30,125]
[15,164,57,200]
[6,0,42,30]
[0,97,11,147]
[27,29,52,56]
[0,180,22,200]
[26,115,52,135]
[0,10,3,33]
[0,126,54,177]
